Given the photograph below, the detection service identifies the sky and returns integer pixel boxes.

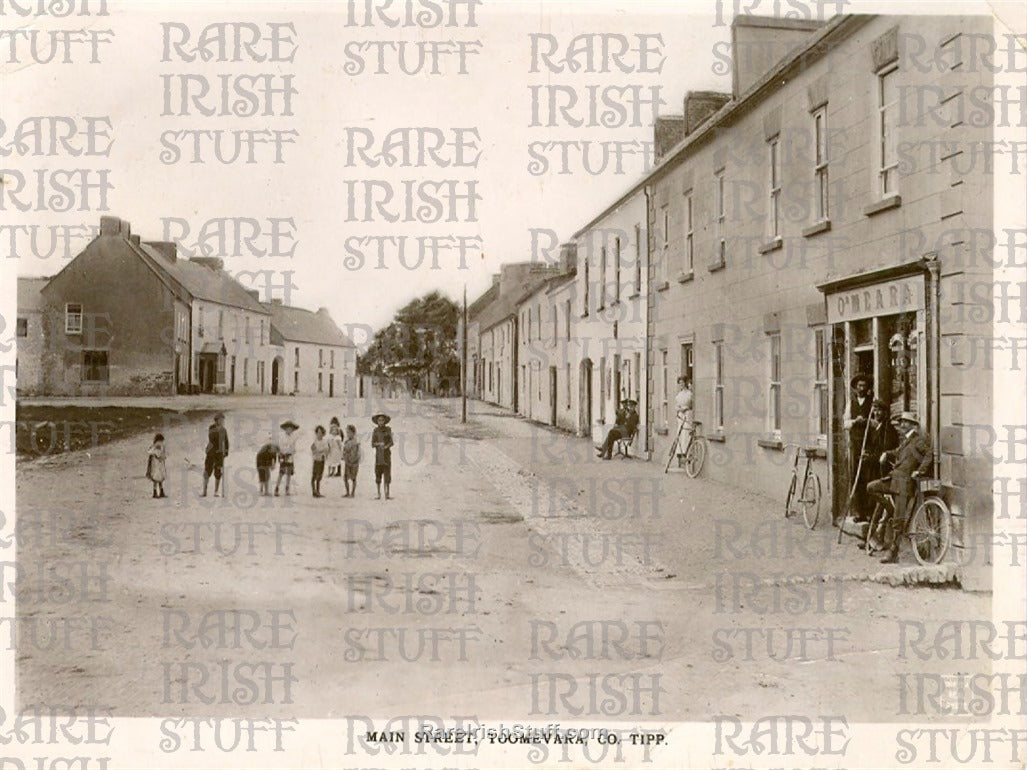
[4,0,1020,347]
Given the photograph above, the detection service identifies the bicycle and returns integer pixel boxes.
[865,477,952,565]
[664,419,707,478]
[783,444,822,530]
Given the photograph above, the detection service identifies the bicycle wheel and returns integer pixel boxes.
[684,436,707,478]
[800,473,822,530]
[784,474,797,519]
[909,497,951,565]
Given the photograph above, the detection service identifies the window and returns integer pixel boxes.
[660,350,669,426]
[878,65,899,196]
[813,107,829,220]
[684,191,694,272]
[565,299,571,340]
[245,316,251,344]
[260,319,265,345]
[294,371,299,392]
[599,246,607,309]
[331,350,336,369]
[318,372,323,392]
[82,350,108,382]
[768,332,782,436]
[813,328,829,441]
[715,169,726,265]
[17,317,27,337]
[714,341,725,433]
[658,205,670,284]
[197,307,204,338]
[582,256,590,315]
[768,136,781,238]
[294,347,300,367]
[613,236,621,302]
[634,352,641,401]
[566,362,571,408]
[551,305,557,343]
[536,304,541,341]
[319,348,324,367]
[218,310,224,339]
[243,358,249,386]
[634,224,642,294]
[65,303,82,334]
[526,309,531,342]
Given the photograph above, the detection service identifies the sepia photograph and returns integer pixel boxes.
[1,0,1025,767]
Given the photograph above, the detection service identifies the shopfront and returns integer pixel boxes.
[819,261,940,521]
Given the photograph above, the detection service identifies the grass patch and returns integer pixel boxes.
[15,405,216,459]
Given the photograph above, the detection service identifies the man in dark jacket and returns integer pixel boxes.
[202,412,230,497]
[844,374,874,517]
[859,399,900,513]
[867,411,933,564]
[598,399,640,460]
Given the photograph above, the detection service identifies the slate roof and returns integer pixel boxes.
[265,303,354,347]
[17,277,49,313]
[136,244,269,314]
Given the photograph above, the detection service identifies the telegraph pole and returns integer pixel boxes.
[461,283,468,423]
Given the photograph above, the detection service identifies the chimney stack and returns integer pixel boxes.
[684,91,730,135]
[653,115,686,162]
[100,216,121,236]
[271,298,284,306]
[129,234,141,246]
[248,290,260,301]
[559,242,578,274]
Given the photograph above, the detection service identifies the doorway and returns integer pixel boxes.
[271,356,282,395]
[579,359,593,438]
[329,373,335,397]
[229,356,236,393]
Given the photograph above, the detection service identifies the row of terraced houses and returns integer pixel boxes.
[17,215,356,399]
[465,14,1002,590]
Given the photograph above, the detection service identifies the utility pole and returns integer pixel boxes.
[461,283,468,423]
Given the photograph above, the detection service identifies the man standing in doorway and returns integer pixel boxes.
[843,374,874,519]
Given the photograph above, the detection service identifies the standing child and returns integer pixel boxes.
[255,436,279,496]
[310,425,330,497]
[327,419,344,478]
[342,424,361,497]
[146,433,167,498]
[275,420,299,496]
[202,412,229,497]
[371,413,393,500]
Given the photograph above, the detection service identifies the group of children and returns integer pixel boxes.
[145,411,395,500]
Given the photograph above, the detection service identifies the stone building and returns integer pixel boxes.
[265,300,356,397]
[15,276,49,396]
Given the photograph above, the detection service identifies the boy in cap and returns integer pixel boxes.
[275,420,299,496]
[371,413,393,500]
[202,412,229,497]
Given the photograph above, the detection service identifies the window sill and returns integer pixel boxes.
[628,292,641,300]
[757,437,784,451]
[676,270,694,284]
[802,219,831,237]
[863,195,901,217]
[656,281,670,292]
[609,300,621,307]
[655,426,669,436]
[580,312,589,319]
[807,446,828,460]
[758,237,782,254]
[708,259,726,272]
[708,431,726,443]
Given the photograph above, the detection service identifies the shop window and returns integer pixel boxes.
[768,332,782,436]
[813,328,829,441]
[82,350,108,382]
[65,303,82,334]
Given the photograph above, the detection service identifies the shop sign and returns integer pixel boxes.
[827,274,924,324]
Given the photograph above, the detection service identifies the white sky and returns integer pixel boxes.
[4,0,1022,345]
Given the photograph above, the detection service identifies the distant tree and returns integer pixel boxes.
[357,291,460,394]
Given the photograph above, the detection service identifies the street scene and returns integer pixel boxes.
[13,394,991,721]
[3,1,1024,768]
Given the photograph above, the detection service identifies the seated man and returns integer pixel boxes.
[866,411,933,564]
[597,398,640,460]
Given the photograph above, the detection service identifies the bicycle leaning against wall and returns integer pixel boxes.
[664,419,708,478]
[783,443,823,530]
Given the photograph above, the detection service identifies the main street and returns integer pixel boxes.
[12,395,990,722]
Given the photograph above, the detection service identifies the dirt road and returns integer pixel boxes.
[11,395,990,722]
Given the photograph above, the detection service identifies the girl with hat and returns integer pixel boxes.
[274,420,299,496]
[371,413,393,500]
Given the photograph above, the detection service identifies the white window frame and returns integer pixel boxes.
[877,64,899,197]
[813,106,829,221]
[633,224,642,293]
[65,303,83,334]
[684,190,694,273]
[813,327,829,443]
[768,136,781,239]
[714,341,725,433]
[768,332,782,437]
[714,169,726,265]
[613,236,621,303]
